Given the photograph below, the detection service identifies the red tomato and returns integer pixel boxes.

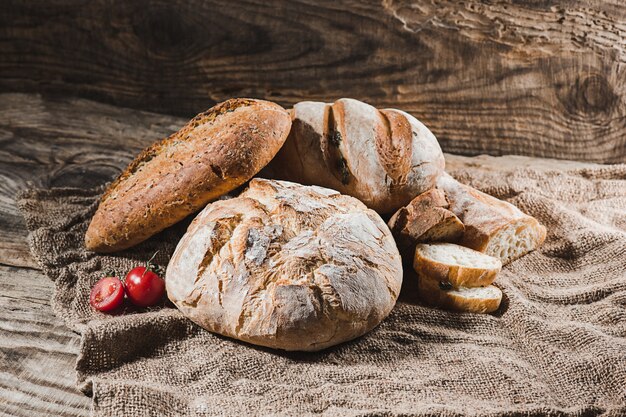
[125,266,165,307]
[90,277,124,312]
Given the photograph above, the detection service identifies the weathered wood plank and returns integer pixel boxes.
[1,0,625,162]
[0,93,184,268]
[0,265,90,417]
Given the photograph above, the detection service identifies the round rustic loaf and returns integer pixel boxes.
[85,98,291,252]
[270,98,445,213]
[165,178,403,351]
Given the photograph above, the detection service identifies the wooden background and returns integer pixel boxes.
[0,1,625,415]
[1,0,625,162]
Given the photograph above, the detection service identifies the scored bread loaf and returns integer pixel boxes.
[270,98,445,213]
[418,277,502,314]
[413,243,501,289]
[165,179,403,351]
[388,189,464,250]
[85,98,291,252]
[437,173,547,265]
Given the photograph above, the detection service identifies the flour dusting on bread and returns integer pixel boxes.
[271,98,445,213]
[437,173,546,265]
[166,179,403,351]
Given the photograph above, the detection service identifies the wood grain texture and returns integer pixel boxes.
[0,265,89,417]
[0,92,610,416]
[0,93,183,268]
[1,0,625,162]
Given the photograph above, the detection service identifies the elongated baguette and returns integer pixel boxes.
[437,173,546,265]
[418,276,502,314]
[388,188,464,249]
[413,243,501,288]
[85,98,291,252]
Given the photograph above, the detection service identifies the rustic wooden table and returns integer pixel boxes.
[0,92,605,416]
[1,0,624,413]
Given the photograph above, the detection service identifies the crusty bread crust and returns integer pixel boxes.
[165,179,403,351]
[388,188,464,249]
[437,173,547,264]
[85,98,291,252]
[418,276,502,314]
[413,243,501,288]
[271,98,445,213]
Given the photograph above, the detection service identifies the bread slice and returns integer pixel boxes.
[413,243,501,288]
[388,189,464,249]
[418,276,502,314]
[437,173,547,265]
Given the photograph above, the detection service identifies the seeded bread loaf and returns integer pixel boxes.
[166,179,403,351]
[437,173,547,265]
[270,98,445,213]
[85,99,291,252]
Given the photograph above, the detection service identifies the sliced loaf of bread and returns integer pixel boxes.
[388,189,464,249]
[437,173,546,265]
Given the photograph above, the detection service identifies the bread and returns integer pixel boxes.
[413,243,502,313]
[388,189,464,250]
[418,277,502,314]
[437,173,547,264]
[85,98,291,252]
[165,178,403,351]
[413,243,501,289]
[270,98,445,213]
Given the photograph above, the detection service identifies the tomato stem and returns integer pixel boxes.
[142,250,162,278]
[146,250,159,266]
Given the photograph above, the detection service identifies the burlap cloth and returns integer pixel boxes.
[16,165,626,417]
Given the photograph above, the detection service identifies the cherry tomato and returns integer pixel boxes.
[125,266,165,307]
[90,277,124,312]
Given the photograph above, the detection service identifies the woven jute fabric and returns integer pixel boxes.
[16,166,626,417]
